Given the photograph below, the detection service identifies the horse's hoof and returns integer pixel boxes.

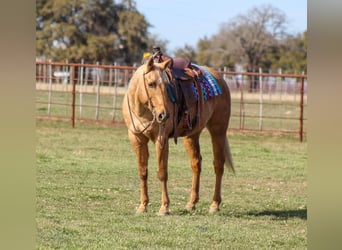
[157,211,169,216]
[209,207,220,213]
[136,205,147,214]
[185,203,196,211]
[157,207,170,216]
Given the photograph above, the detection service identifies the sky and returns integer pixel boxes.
[135,0,307,54]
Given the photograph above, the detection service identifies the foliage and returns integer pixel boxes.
[231,4,287,72]
[193,37,212,66]
[36,2,306,72]
[269,31,307,73]
[36,0,149,64]
[178,4,307,73]
[173,44,197,61]
[117,8,149,63]
[144,34,169,58]
[36,120,307,249]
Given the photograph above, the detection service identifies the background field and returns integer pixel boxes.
[36,88,307,136]
[36,120,307,249]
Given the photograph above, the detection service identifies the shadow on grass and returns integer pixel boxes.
[231,208,307,220]
[173,208,307,220]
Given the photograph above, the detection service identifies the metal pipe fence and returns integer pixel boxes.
[36,61,307,141]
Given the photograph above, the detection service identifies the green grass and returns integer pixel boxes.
[36,90,125,121]
[36,120,307,249]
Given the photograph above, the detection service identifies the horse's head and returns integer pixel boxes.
[134,56,173,124]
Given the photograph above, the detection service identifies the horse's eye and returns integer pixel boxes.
[148,82,156,88]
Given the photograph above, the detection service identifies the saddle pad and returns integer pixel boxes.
[191,64,222,101]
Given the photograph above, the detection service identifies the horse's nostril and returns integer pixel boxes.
[157,112,169,122]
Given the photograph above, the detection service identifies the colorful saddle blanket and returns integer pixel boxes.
[190,64,222,101]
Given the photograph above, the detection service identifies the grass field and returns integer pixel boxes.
[36,120,307,249]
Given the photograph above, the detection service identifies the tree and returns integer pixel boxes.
[145,34,168,55]
[203,31,235,69]
[277,31,307,73]
[173,44,196,61]
[117,8,149,63]
[195,37,213,66]
[261,30,307,73]
[36,0,149,64]
[199,4,289,90]
[194,4,291,74]
[228,4,287,72]
[173,5,306,76]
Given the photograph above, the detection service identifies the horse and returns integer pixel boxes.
[122,56,234,215]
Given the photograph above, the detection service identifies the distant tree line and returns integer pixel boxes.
[36,1,306,73]
[174,5,307,74]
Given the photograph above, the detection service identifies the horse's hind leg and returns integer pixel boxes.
[183,133,202,211]
[207,125,227,213]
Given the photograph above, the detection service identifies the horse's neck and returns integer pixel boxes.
[128,84,153,121]
[134,89,146,116]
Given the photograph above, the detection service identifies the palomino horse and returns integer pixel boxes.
[122,56,234,215]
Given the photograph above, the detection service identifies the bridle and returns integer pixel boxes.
[126,67,171,141]
[126,72,156,135]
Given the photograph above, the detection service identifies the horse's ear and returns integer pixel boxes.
[159,58,172,70]
[145,56,154,73]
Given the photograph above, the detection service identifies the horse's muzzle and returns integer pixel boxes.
[156,111,170,123]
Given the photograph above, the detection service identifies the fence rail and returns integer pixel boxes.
[36,61,307,141]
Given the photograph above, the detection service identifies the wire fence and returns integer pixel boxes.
[36,61,307,141]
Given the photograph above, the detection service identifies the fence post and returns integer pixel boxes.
[239,77,245,130]
[48,59,52,115]
[79,59,84,117]
[42,63,45,83]
[95,62,100,120]
[299,75,305,142]
[223,66,228,83]
[71,65,76,128]
[112,62,118,121]
[64,59,68,89]
[259,68,263,130]
[278,68,283,101]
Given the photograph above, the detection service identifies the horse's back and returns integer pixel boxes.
[201,66,231,130]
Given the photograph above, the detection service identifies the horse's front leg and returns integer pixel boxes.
[129,132,149,213]
[155,140,170,215]
[183,134,201,211]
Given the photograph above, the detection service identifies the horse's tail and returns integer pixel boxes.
[224,136,235,174]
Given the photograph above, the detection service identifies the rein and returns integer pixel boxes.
[126,95,156,135]
[126,71,156,135]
